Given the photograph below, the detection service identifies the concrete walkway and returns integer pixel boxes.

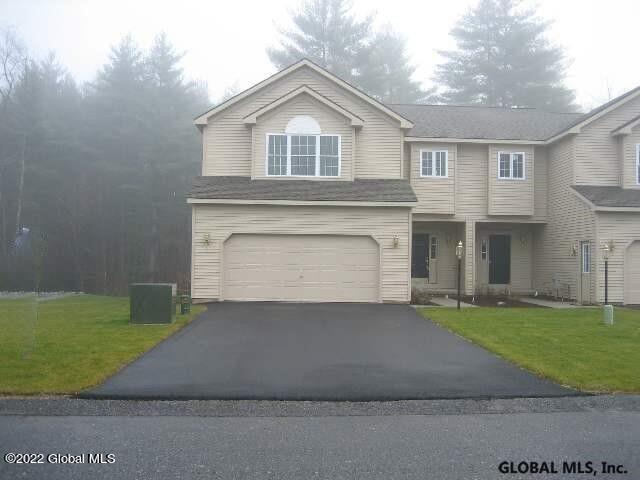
[519,297,584,308]
[428,296,476,308]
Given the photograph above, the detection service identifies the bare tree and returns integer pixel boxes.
[0,27,26,105]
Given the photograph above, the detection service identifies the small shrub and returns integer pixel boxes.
[411,288,431,305]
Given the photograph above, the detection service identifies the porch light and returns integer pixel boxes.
[393,235,399,248]
[602,243,610,261]
[455,241,463,310]
[203,233,211,246]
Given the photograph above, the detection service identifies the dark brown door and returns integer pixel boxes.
[411,234,429,278]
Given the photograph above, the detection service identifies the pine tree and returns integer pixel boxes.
[268,0,427,103]
[268,0,371,82]
[358,29,432,104]
[434,0,576,111]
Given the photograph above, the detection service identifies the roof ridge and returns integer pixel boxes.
[388,103,583,115]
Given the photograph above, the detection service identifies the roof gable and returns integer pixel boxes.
[194,59,413,129]
[243,86,364,127]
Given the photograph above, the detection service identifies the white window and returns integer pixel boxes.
[581,241,591,274]
[266,133,341,177]
[290,135,316,176]
[421,150,448,177]
[267,135,288,176]
[636,144,640,184]
[430,237,438,259]
[498,152,525,180]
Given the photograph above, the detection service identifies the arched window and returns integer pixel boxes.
[285,115,321,135]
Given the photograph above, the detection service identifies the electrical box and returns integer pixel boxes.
[129,283,176,324]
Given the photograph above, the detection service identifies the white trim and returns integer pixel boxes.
[497,151,526,180]
[194,59,412,128]
[419,149,448,178]
[405,136,546,145]
[636,144,640,185]
[581,241,591,274]
[187,198,417,207]
[265,132,342,178]
[244,86,364,127]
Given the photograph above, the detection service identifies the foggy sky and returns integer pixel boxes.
[1,0,638,111]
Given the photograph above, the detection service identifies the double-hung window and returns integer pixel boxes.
[498,152,525,179]
[421,150,448,177]
[266,134,340,177]
[267,134,288,176]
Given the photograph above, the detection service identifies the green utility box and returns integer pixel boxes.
[130,283,177,324]
[180,295,191,314]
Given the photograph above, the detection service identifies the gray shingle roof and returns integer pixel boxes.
[189,176,417,203]
[572,185,640,208]
[389,104,582,141]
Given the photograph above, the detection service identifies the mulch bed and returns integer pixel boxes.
[453,295,547,308]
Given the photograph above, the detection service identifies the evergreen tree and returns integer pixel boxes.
[358,29,431,104]
[268,0,371,82]
[268,0,427,103]
[434,0,576,111]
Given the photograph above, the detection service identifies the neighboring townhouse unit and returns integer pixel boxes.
[188,59,640,305]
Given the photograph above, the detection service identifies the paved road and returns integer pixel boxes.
[86,302,574,400]
[1,408,638,480]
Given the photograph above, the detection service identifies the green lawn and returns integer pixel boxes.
[419,307,640,393]
[0,295,204,395]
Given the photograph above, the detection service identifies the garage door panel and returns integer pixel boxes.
[625,241,640,304]
[223,234,379,302]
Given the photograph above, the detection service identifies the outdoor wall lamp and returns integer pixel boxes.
[203,233,211,246]
[393,235,399,248]
[455,241,464,310]
[570,242,578,256]
[520,234,527,247]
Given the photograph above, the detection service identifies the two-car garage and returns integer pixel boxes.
[190,201,413,303]
[223,234,380,302]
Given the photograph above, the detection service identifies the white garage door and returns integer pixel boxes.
[625,241,640,305]
[222,234,379,302]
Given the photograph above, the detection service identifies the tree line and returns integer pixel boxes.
[1,0,576,294]
[1,32,208,293]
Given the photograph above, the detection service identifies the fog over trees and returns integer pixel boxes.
[1,0,576,294]
[1,30,208,293]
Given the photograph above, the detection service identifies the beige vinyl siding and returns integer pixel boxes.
[595,212,640,304]
[533,146,549,218]
[455,144,488,217]
[410,143,455,215]
[621,128,640,189]
[533,136,596,301]
[203,66,402,178]
[252,93,353,180]
[487,145,534,216]
[191,204,410,302]
[574,95,640,186]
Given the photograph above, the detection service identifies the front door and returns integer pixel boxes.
[489,234,511,284]
[412,234,429,278]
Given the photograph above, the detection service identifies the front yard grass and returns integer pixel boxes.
[1,295,204,395]
[419,307,640,393]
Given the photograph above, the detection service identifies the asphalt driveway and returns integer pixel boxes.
[85,303,576,400]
